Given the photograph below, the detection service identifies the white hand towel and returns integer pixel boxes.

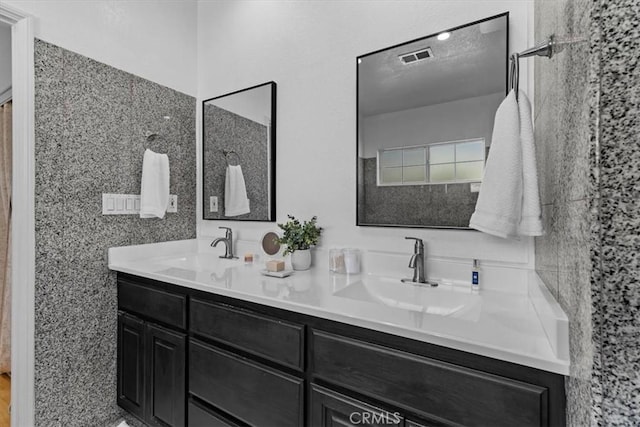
[517,91,544,236]
[469,90,523,238]
[139,149,170,219]
[225,165,250,217]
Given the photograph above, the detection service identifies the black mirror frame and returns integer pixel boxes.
[202,81,277,222]
[355,13,509,230]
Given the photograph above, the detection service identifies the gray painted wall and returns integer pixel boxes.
[203,104,269,220]
[34,39,196,426]
[534,0,640,424]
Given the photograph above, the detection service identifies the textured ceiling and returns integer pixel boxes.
[358,15,507,117]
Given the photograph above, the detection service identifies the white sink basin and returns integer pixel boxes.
[159,253,241,272]
[334,276,481,317]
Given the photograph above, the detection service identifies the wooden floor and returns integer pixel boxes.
[0,374,9,427]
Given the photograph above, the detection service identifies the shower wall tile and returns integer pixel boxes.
[597,0,640,201]
[536,0,640,424]
[595,0,640,423]
[598,91,640,200]
[34,39,196,427]
[360,158,478,227]
[534,0,599,425]
[535,203,559,298]
[534,93,559,206]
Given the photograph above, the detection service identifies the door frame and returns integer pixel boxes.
[0,4,35,426]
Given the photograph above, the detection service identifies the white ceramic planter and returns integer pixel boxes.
[291,249,312,271]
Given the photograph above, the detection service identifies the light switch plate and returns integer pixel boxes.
[102,193,177,215]
[167,195,178,213]
[210,196,218,212]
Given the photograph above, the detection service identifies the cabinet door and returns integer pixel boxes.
[146,323,187,427]
[117,312,146,419]
[310,384,403,427]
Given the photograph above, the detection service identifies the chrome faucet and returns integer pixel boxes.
[402,237,437,287]
[211,227,237,259]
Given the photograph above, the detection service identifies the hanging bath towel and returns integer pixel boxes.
[139,149,170,219]
[469,90,544,238]
[225,165,250,217]
[469,90,523,238]
[517,91,544,236]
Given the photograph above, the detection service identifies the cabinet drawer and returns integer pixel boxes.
[188,399,243,427]
[189,339,304,427]
[312,330,548,427]
[190,298,304,370]
[118,279,186,329]
[310,383,403,427]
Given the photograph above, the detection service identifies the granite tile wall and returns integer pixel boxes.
[203,104,269,220]
[34,39,196,426]
[359,158,478,227]
[534,0,639,425]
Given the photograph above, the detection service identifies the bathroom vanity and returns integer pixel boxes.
[110,240,568,427]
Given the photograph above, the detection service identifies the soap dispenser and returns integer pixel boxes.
[471,259,480,292]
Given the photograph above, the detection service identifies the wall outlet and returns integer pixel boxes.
[167,195,178,213]
[210,196,218,212]
[470,182,481,193]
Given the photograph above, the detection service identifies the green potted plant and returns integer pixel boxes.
[276,215,322,271]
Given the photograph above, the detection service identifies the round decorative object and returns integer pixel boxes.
[261,231,281,256]
[291,249,312,271]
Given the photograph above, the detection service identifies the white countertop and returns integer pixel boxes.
[108,239,569,375]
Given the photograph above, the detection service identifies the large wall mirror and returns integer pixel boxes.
[203,82,276,221]
[357,14,508,228]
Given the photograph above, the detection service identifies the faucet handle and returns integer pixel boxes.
[405,237,424,252]
[219,226,232,237]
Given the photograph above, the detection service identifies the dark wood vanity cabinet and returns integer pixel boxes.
[117,273,566,427]
[117,277,187,427]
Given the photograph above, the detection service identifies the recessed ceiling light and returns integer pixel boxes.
[437,32,450,41]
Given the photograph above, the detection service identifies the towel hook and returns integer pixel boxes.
[142,131,168,153]
[509,53,520,100]
[223,150,241,166]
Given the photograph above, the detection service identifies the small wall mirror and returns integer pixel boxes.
[203,82,276,221]
[357,14,508,228]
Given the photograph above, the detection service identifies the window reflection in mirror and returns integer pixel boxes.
[357,14,508,228]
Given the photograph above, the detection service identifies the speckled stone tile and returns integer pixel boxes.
[533,93,559,206]
[594,2,640,420]
[598,90,640,201]
[555,199,597,427]
[535,203,559,298]
[557,25,593,202]
[601,336,640,424]
[557,200,590,310]
[33,39,195,427]
[598,1,640,96]
[533,0,604,425]
[599,196,640,333]
[533,0,559,120]
[360,158,476,227]
[597,0,640,201]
